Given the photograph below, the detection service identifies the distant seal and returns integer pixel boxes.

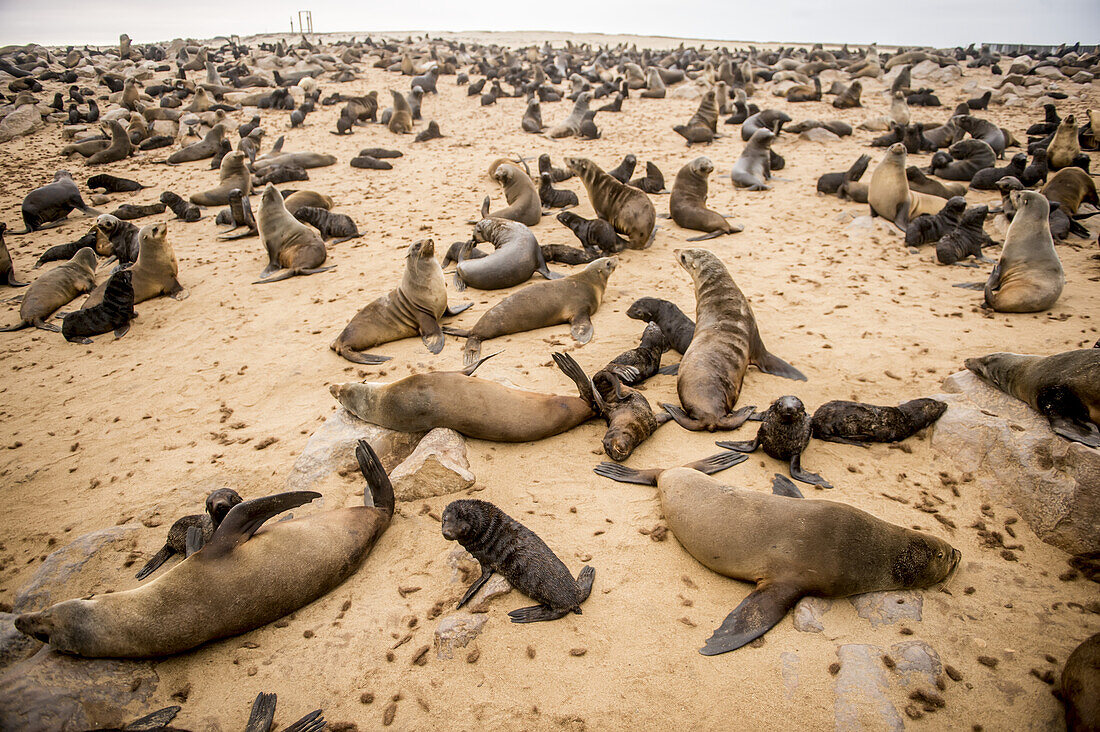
[956,115,1010,158]
[451,257,616,365]
[630,162,666,194]
[556,211,629,254]
[1047,114,1082,170]
[331,353,600,442]
[591,463,960,654]
[969,152,1027,190]
[442,499,595,623]
[625,297,694,354]
[0,247,97,332]
[521,98,544,133]
[905,166,967,199]
[965,349,1100,447]
[663,249,805,432]
[869,144,946,229]
[607,155,637,185]
[254,184,332,284]
[817,154,870,195]
[716,396,830,487]
[87,174,144,193]
[85,222,186,306]
[166,123,226,164]
[135,488,243,580]
[832,80,862,108]
[455,218,556,291]
[906,196,966,247]
[729,129,775,190]
[671,156,743,239]
[293,207,361,243]
[811,398,947,445]
[331,239,468,364]
[12,171,99,234]
[252,152,337,171]
[86,120,133,166]
[387,89,412,133]
[973,190,1064,312]
[14,440,394,657]
[190,151,252,206]
[62,269,135,344]
[0,223,27,286]
[159,191,201,222]
[1060,633,1100,731]
[741,109,790,141]
[281,191,333,216]
[481,163,541,226]
[566,156,656,249]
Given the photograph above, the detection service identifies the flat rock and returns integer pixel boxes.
[889,639,942,688]
[799,127,841,143]
[0,105,43,143]
[833,644,903,731]
[793,597,832,633]
[434,614,487,659]
[931,370,1100,553]
[389,427,475,501]
[1034,66,1065,79]
[849,591,923,627]
[910,60,941,79]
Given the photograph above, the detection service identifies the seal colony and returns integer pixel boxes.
[1,30,1098,731]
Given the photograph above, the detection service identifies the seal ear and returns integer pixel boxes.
[699,580,803,655]
[201,491,321,558]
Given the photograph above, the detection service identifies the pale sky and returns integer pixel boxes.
[0,0,1097,49]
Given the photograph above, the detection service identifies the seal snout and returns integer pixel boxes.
[328,383,342,399]
[14,612,50,644]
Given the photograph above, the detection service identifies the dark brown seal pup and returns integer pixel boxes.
[450,257,616,366]
[729,129,774,190]
[556,211,629,254]
[135,488,243,580]
[817,154,870,195]
[1060,633,1100,731]
[539,172,578,209]
[599,321,669,385]
[87,174,144,193]
[630,161,666,194]
[293,206,361,243]
[109,203,167,220]
[91,214,140,265]
[625,297,694,354]
[15,440,393,658]
[254,184,332,284]
[970,153,1027,190]
[929,139,997,181]
[811,399,947,445]
[454,218,556,291]
[0,223,27,287]
[716,396,830,487]
[159,191,201,222]
[217,189,257,240]
[671,156,743,239]
[936,205,994,265]
[1,247,97,332]
[442,499,595,623]
[607,154,637,184]
[12,170,99,234]
[566,157,656,249]
[591,463,960,655]
[966,349,1100,447]
[61,269,135,344]
[521,98,543,133]
[906,196,966,246]
[663,249,805,432]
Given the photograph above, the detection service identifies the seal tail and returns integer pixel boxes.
[244,692,277,732]
[356,439,394,517]
[699,581,803,655]
[134,544,175,580]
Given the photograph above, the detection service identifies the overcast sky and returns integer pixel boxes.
[1,0,1097,49]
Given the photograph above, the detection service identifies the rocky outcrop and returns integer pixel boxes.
[389,428,475,501]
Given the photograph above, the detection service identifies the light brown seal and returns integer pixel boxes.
[1047,114,1081,171]
[481,163,541,226]
[868,143,945,229]
[1060,633,1100,731]
[670,157,743,240]
[0,247,97,332]
[387,90,412,134]
[0,223,27,286]
[454,218,557,291]
[86,120,133,166]
[566,156,656,249]
[189,151,252,206]
[662,248,805,432]
[254,184,332,284]
[84,222,186,307]
[14,440,394,657]
[729,129,774,190]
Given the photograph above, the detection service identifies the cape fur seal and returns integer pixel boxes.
[556,211,629,254]
[454,218,556,291]
[166,123,226,164]
[86,120,133,166]
[0,247,97,332]
[443,499,595,623]
[254,184,332,284]
[481,163,541,226]
[190,151,252,206]
[84,222,186,307]
[566,157,656,249]
[671,157,743,239]
[663,249,805,432]
[730,129,775,191]
[62,268,135,344]
[135,488,243,580]
[906,196,966,246]
[592,463,959,654]
[14,440,394,657]
[0,223,27,287]
[12,170,99,234]
[811,399,947,445]
[1060,633,1100,731]
[868,144,946,229]
[626,297,694,354]
[716,396,830,487]
[966,349,1100,447]
[293,207,361,243]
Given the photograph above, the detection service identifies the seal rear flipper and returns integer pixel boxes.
[336,344,391,364]
[1048,416,1100,448]
[593,462,661,486]
[441,325,470,337]
[699,581,804,655]
[202,490,322,558]
[789,454,832,488]
[657,363,679,376]
[444,302,473,317]
[166,280,188,300]
[751,342,806,382]
[685,451,749,475]
[415,310,444,354]
[282,709,325,732]
[816,435,871,447]
[715,405,756,430]
[570,312,593,344]
[715,438,758,453]
[134,544,175,580]
[32,319,61,333]
[480,195,490,219]
[457,567,495,609]
[508,604,571,623]
[952,281,985,290]
[123,705,182,731]
[453,270,467,291]
[604,363,641,382]
[552,351,606,415]
[356,439,395,516]
[244,692,277,732]
[685,230,729,242]
[660,402,709,431]
[892,201,909,231]
[462,351,501,376]
[771,474,804,498]
[575,565,595,603]
[6,273,28,287]
[114,323,130,339]
[0,321,30,332]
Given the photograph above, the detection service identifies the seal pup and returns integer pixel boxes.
[190,151,252,206]
[625,297,694,355]
[14,440,394,657]
[449,257,617,366]
[970,153,1027,190]
[556,211,629,254]
[817,154,870,195]
[481,163,541,226]
[135,488,243,580]
[254,184,332,284]
[811,399,947,445]
[906,196,966,246]
[929,139,997,181]
[671,157,743,239]
[741,110,791,141]
[330,353,600,442]
[592,463,960,654]
[598,320,669,385]
[454,218,556,291]
[521,98,544,133]
[868,144,946,229]
[1047,114,1084,170]
[1060,633,1100,731]
[216,189,257,240]
[539,172,579,209]
[566,157,656,249]
[87,174,144,193]
[965,349,1100,447]
[12,171,99,234]
[159,191,201,222]
[730,129,775,190]
[442,499,595,623]
[84,222,186,307]
[0,223,27,286]
[293,207,361,243]
[630,162,666,194]
[716,395,830,487]
[0,247,97,332]
[166,123,225,164]
[607,154,637,185]
[61,269,135,344]
[936,205,995,265]
[331,239,470,364]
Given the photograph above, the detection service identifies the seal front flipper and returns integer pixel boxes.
[356,439,395,516]
[684,451,749,474]
[657,363,679,375]
[444,302,473,317]
[715,437,758,453]
[114,323,130,339]
[462,351,501,376]
[244,692,277,732]
[699,580,804,655]
[415,309,444,354]
[570,312,594,344]
[462,337,484,367]
[789,455,832,488]
[892,201,909,230]
[508,604,571,623]
[456,567,495,609]
[685,230,729,242]
[122,704,182,731]
[771,474,804,498]
[1048,416,1100,448]
[6,272,28,287]
[952,281,985,290]
[135,544,175,580]
[202,490,321,558]
[552,351,606,415]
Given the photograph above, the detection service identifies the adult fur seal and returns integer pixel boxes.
[1042,168,1099,215]
[86,120,133,166]
[442,499,595,623]
[729,129,774,191]
[1047,114,1083,171]
[868,144,946,229]
[135,489,243,580]
[449,257,616,366]
[14,440,394,657]
[0,223,27,286]
[190,151,252,206]
[811,399,947,445]
[591,463,959,654]
[1060,633,1100,731]
[566,156,656,249]
[84,222,186,306]
[663,249,805,432]
[331,239,469,364]
[12,170,99,234]
[671,157,743,239]
[741,109,791,141]
[254,184,332,284]
[387,89,413,133]
[330,353,600,442]
[166,123,226,164]
[716,396,830,487]
[626,297,695,354]
[481,163,541,226]
[454,218,556,291]
[62,269,135,344]
[0,247,97,332]
[965,349,1100,447]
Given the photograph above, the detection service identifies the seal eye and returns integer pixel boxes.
[937,552,943,558]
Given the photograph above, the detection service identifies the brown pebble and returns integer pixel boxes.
[418,698,430,712]
[1058,570,1078,582]
[303,630,314,639]
[274,619,290,628]
[936,675,946,691]
[964,587,976,595]
[412,645,430,666]
[904,703,924,720]
[910,687,945,708]
[397,586,421,598]
[1000,549,1018,562]
[945,664,963,682]
[408,616,418,629]
[527,645,536,659]
[899,627,914,635]
[1044,654,1058,664]
[1030,668,1056,685]
[467,648,480,663]
[749,636,766,648]
[973,725,983,732]
[882,654,896,670]
[247,666,257,676]
[679,617,696,627]
[649,524,668,542]
[171,684,191,703]
[254,436,278,450]
[681,575,697,589]
[360,692,374,704]
[569,648,587,657]
[828,662,841,676]
[977,655,999,668]
[382,702,397,726]
[341,600,352,612]
[385,651,395,662]
[329,723,359,732]
[427,600,446,620]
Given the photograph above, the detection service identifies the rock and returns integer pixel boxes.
[389,428,474,501]
[283,408,424,496]
[833,644,904,731]
[927,65,963,85]
[931,370,1100,553]
[0,105,43,143]
[445,548,512,611]
[799,127,841,144]
[845,215,897,237]
[849,591,923,627]
[434,614,487,659]
[1071,71,1094,84]
[13,525,141,614]
[60,125,89,139]
[0,613,39,672]
[1034,66,1065,79]
[0,649,158,731]
[150,119,177,137]
[90,194,111,206]
[793,597,832,633]
[467,575,512,613]
[910,60,941,79]
[670,84,703,100]
[889,640,943,689]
